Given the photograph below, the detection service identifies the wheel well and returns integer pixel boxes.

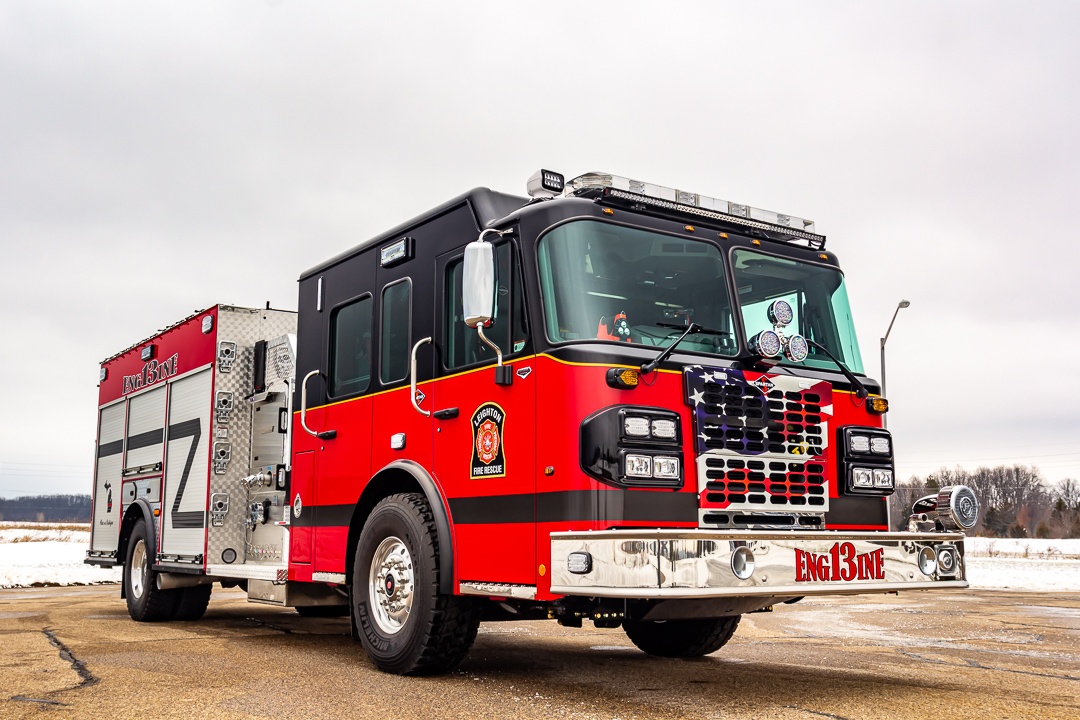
[345,464,454,594]
[118,506,145,568]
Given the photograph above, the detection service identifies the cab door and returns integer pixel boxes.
[432,240,536,587]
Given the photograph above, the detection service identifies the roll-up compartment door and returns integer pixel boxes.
[161,369,212,558]
[90,401,126,553]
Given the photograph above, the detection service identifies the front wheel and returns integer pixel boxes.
[353,493,480,675]
[124,519,180,621]
[623,615,741,658]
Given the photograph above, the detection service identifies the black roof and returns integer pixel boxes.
[298,188,528,281]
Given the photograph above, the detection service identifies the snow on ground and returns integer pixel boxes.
[1,522,1079,591]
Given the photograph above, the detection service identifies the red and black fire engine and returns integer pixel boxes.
[87,170,980,674]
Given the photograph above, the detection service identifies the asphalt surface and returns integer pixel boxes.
[1,585,1077,719]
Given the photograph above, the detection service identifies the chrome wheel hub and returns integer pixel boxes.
[131,539,147,599]
[369,536,414,635]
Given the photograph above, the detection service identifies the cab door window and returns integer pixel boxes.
[380,278,412,384]
[329,295,373,397]
[445,242,526,370]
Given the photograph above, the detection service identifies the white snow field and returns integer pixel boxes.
[1,523,1078,591]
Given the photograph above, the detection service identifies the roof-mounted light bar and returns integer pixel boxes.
[564,172,826,248]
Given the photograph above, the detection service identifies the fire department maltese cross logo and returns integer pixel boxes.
[470,402,506,479]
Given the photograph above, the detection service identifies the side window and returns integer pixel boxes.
[380,278,412,384]
[330,296,373,397]
[445,242,526,370]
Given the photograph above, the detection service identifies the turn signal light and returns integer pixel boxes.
[606,367,640,389]
[867,397,889,414]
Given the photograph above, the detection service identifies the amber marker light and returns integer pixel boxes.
[602,207,614,215]
[718,232,728,239]
[606,367,640,389]
[819,253,829,260]
[684,225,695,232]
[867,397,889,414]
[752,239,761,246]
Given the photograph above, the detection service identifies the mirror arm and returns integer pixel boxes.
[476,325,504,367]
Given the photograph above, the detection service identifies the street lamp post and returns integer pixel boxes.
[879,300,910,429]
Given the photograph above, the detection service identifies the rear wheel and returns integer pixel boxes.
[174,584,212,621]
[124,519,180,621]
[623,615,741,658]
[353,493,480,675]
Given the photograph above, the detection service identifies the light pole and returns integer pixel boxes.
[879,300,910,429]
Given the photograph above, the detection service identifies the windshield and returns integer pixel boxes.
[732,249,864,374]
[537,221,737,357]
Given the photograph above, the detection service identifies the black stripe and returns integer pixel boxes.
[97,440,124,458]
[292,490,698,529]
[826,496,888,527]
[168,419,205,530]
[127,428,164,451]
[451,490,698,525]
[291,503,355,528]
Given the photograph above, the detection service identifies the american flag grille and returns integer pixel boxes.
[703,456,826,508]
[699,383,825,457]
[685,365,833,519]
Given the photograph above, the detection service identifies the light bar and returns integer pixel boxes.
[565,172,825,247]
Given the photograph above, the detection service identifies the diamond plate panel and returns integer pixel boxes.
[206,306,297,569]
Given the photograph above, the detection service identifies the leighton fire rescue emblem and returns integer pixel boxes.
[470,402,506,478]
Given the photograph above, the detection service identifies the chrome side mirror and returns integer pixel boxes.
[463,240,495,328]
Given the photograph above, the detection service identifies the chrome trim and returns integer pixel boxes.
[459,582,537,600]
[409,337,432,417]
[550,529,967,599]
[476,325,504,368]
[312,572,347,584]
[299,370,322,437]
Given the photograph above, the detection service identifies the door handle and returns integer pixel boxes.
[300,370,337,440]
[410,338,432,417]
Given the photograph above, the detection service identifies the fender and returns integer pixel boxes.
[118,499,157,599]
[362,460,455,595]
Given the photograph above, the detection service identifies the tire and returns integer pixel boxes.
[296,604,349,618]
[174,584,212,621]
[623,615,741,658]
[124,519,180,622]
[353,493,480,675]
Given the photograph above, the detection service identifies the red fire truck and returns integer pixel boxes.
[87,170,980,675]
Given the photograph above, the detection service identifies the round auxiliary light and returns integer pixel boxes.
[731,546,756,580]
[768,299,794,327]
[917,546,937,576]
[751,330,782,358]
[785,334,809,363]
[937,486,980,531]
[937,546,958,576]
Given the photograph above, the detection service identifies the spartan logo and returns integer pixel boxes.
[470,402,506,479]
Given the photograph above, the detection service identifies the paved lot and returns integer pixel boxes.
[1,585,1077,719]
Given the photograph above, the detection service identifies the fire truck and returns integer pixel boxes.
[87,170,980,675]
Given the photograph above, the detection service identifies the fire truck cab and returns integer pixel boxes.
[88,170,979,675]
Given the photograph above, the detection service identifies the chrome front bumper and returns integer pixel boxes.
[549,530,967,598]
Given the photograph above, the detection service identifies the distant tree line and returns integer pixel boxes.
[890,465,1080,539]
[0,494,91,522]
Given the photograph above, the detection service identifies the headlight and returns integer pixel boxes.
[651,419,677,439]
[870,437,891,454]
[785,334,809,362]
[624,416,650,437]
[625,454,653,478]
[653,456,680,479]
[872,468,894,488]
[853,468,873,488]
[768,299,794,327]
[849,434,871,453]
[751,330,782,358]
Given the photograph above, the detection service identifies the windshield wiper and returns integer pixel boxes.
[803,338,869,399]
[640,323,730,375]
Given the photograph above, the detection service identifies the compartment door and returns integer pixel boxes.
[161,368,212,558]
[90,401,126,553]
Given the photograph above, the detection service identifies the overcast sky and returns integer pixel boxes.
[2,1,1078,497]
